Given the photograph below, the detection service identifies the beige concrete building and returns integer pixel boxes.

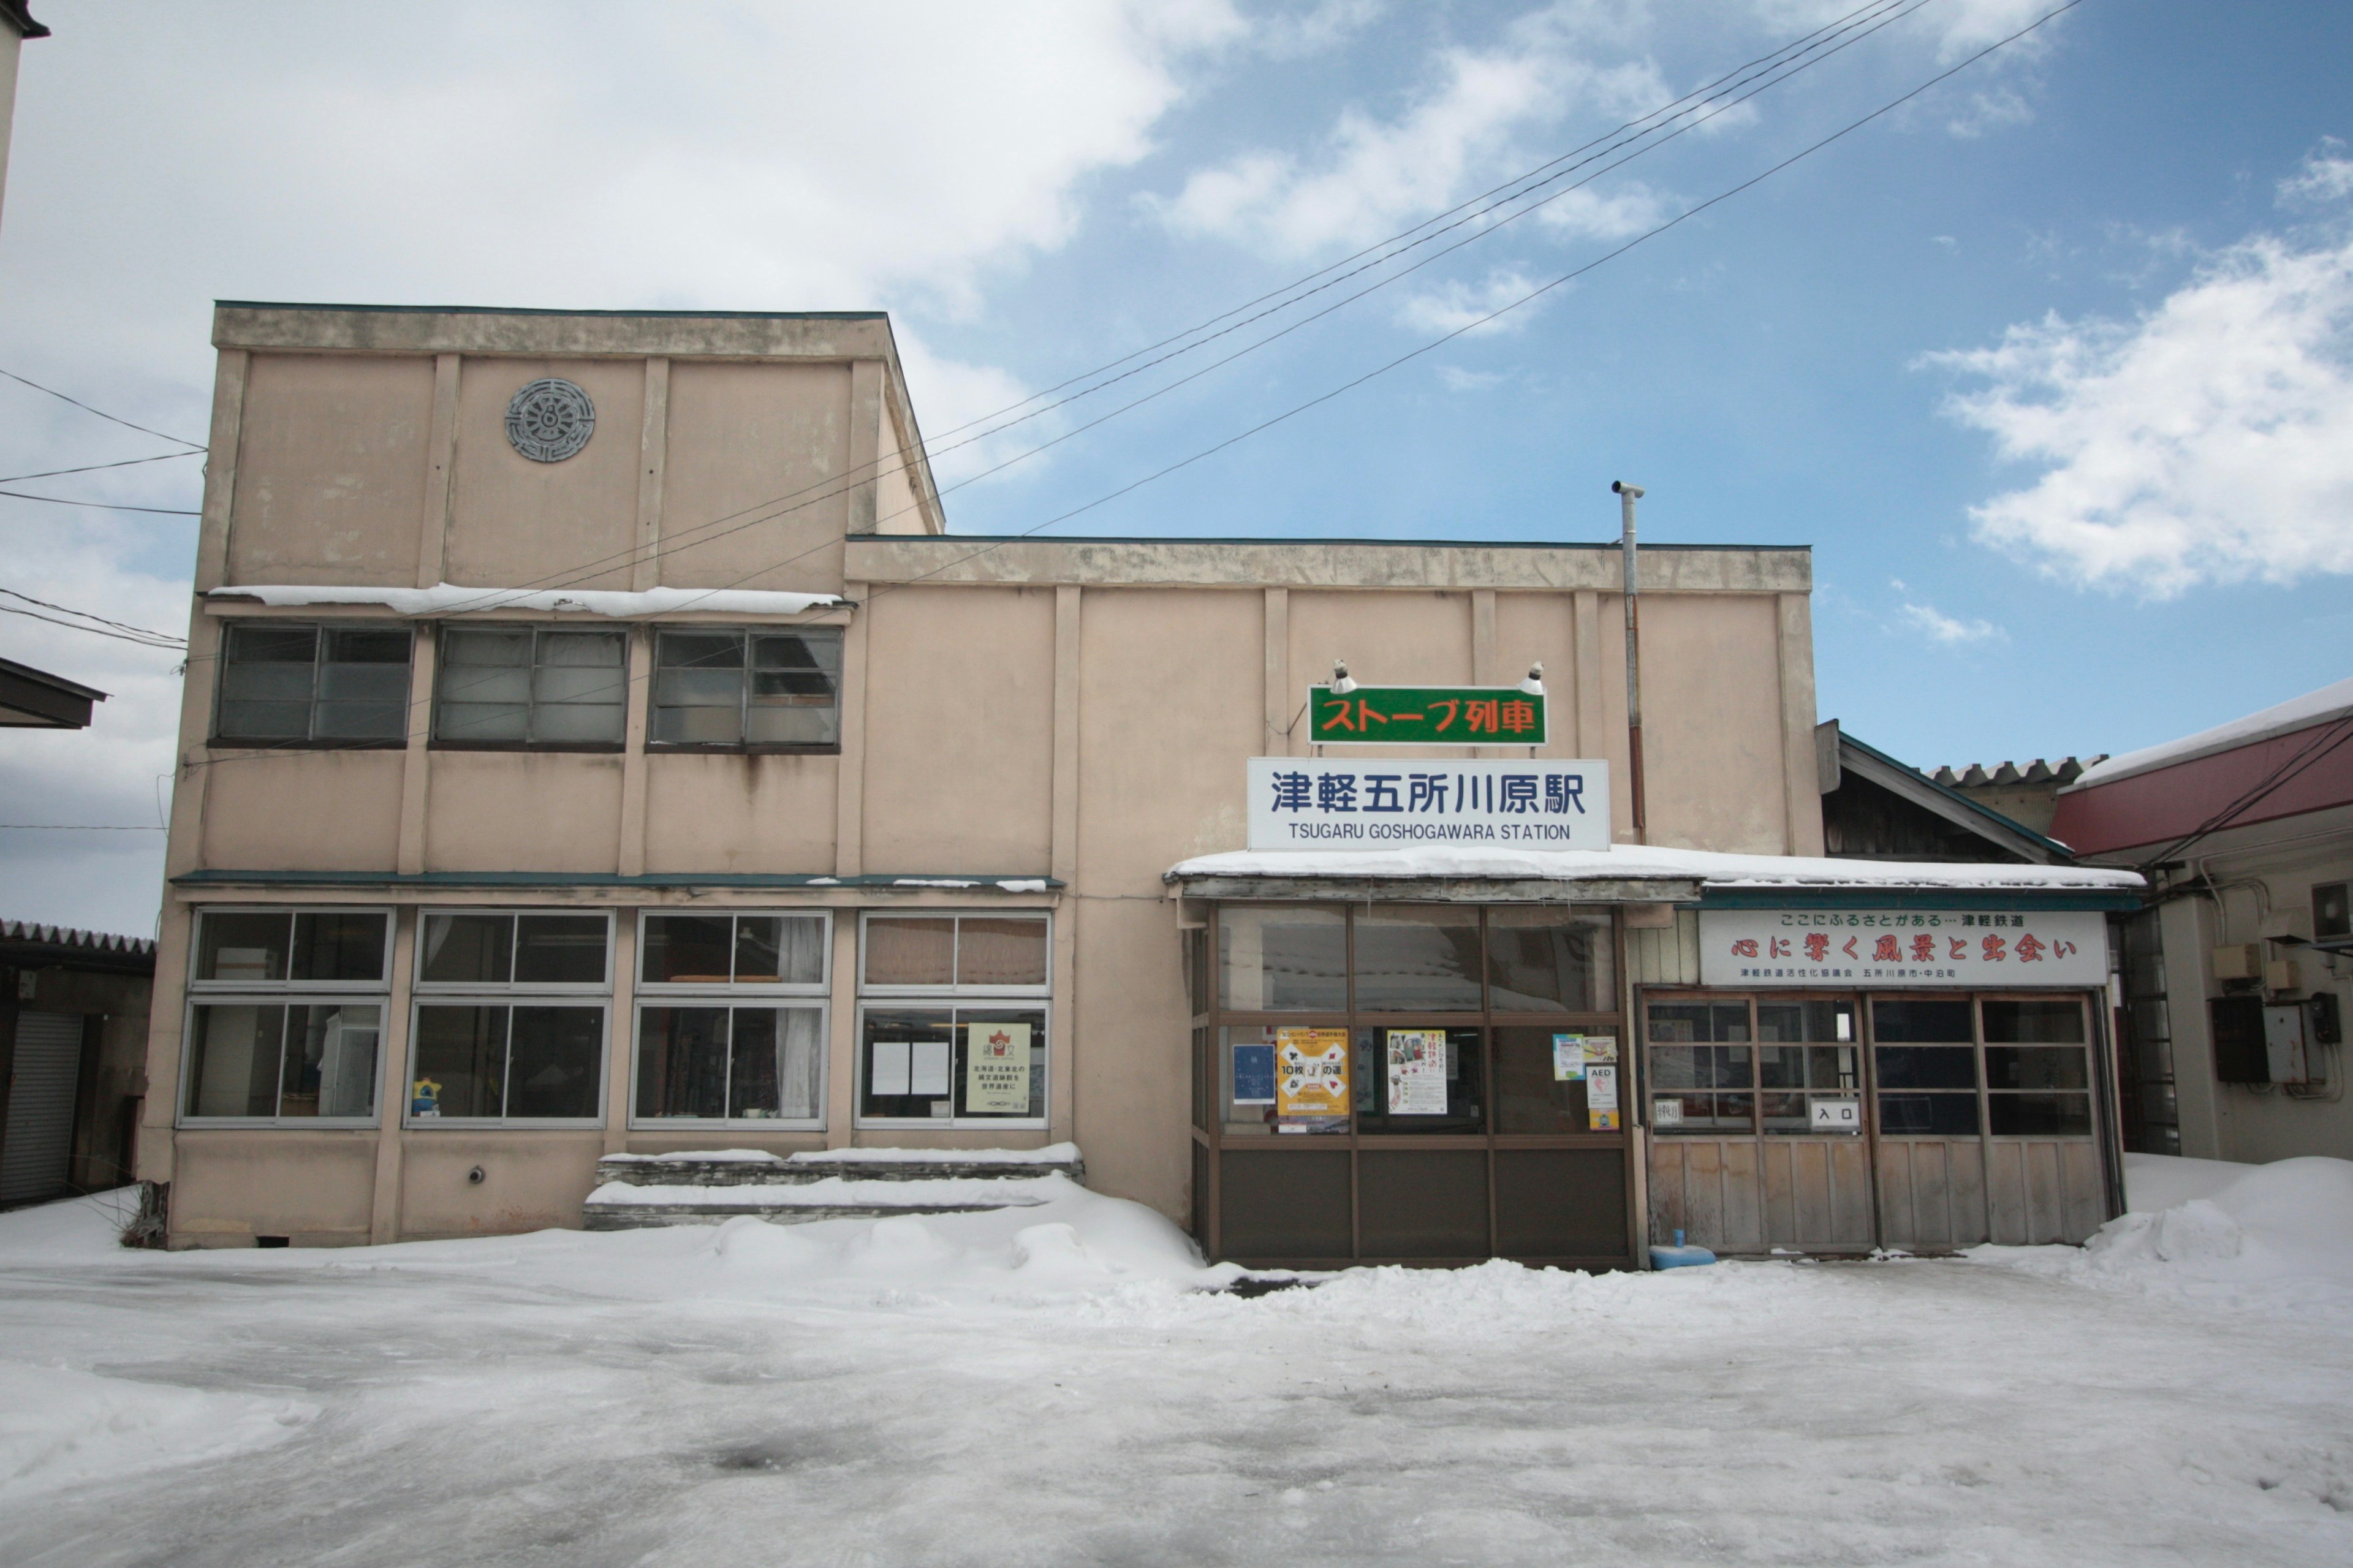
[142,303,2139,1263]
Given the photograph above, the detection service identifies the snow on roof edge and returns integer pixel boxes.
[2066,675,2353,792]
[1165,843,2143,892]
[208,584,843,618]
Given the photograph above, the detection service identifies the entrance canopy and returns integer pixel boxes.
[1165,843,2146,907]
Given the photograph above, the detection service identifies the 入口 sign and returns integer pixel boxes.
[1310,685,1547,746]
[1247,759,1610,852]
[1699,909,2107,988]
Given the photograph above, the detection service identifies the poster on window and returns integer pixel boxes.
[1552,1034,1586,1081]
[1385,1029,1450,1114]
[965,1022,1031,1115]
[1275,1028,1350,1118]
[1586,1062,1620,1131]
[1232,1043,1276,1105]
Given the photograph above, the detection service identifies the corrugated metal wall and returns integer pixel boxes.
[2,1011,83,1205]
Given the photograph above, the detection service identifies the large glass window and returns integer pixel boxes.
[214,622,411,744]
[650,627,842,750]
[861,914,1047,992]
[1648,1001,1754,1132]
[1983,998,2091,1137]
[1487,908,1615,1012]
[410,909,612,1126]
[182,907,392,1126]
[1353,1025,1485,1133]
[1757,999,1860,1136]
[1873,998,1981,1137]
[1353,906,1482,1013]
[1217,906,1346,1012]
[634,911,828,1127]
[859,1007,1046,1124]
[641,912,827,988]
[433,626,626,749]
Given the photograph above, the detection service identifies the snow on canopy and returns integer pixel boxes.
[207,584,842,618]
[1166,842,2145,892]
[2066,673,2353,791]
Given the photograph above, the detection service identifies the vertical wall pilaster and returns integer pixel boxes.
[1262,588,1289,756]
[604,915,638,1154]
[827,914,859,1146]
[1572,588,1606,760]
[1052,586,1083,1142]
[368,909,417,1243]
[395,632,436,874]
[834,594,871,877]
[1775,591,1826,856]
[846,361,884,537]
[617,627,653,878]
[632,358,669,591]
[417,353,460,588]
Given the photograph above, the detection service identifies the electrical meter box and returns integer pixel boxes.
[2264,1004,2310,1086]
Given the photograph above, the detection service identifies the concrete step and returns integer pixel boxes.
[582,1172,1067,1231]
[593,1142,1084,1190]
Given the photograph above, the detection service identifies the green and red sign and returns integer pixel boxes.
[1308,685,1547,745]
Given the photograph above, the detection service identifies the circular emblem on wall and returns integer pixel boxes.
[504,378,596,463]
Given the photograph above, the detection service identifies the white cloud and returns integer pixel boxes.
[1437,365,1506,392]
[2278,143,2353,208]
[1896,599,2004,645]
[1929,226,2353,599]
[1143,4,1668,256]
[1250,0,1389,59]
[1946,86,2033,140]
[1395,270,1545,336]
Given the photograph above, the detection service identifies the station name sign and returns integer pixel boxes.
[1699,909,2107,988]
[1309,685,1547,746]
[1246,758,1611,852]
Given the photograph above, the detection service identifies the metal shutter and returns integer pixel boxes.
[2,1011,84,1205]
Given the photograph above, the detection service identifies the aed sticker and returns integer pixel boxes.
[1586,1062,1619,1132]
[1552,1034,1585,1081]
[1811,1097,1863,1134]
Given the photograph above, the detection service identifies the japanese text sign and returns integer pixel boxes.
[1275,1028,1350,1118]
[1247,758,1610,851]
[1698,909,2107,988]
[965,1022,1032,1115]
[1309,684,1548,746]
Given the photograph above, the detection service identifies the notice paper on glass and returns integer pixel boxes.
[871,1040,911,1097]
[964,1022,1031,1115]
[1552,1034,1586,1081]
[1386,1029,1450,1115]
[1276,1028,1351,1118]
[1586,1062,1620,1132]
[910,1038,952,1098]
[1232,1043,1276,1105]
[1583,1036,1618,1064]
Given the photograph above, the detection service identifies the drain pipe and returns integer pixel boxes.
[1613,480,1646,839]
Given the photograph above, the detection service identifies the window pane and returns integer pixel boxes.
[729,1007,779,1118]
[743,701,838,747]
[1877,1092,1980,1136]
[1354,1026,1483,1133]
[863,1009,955,1119]
[225,624,317,666]
[1492,1027,1593,1134]
[196,911,290,982]
[1760,1092,1808,1135]
[1646,1004,1708,1044]
[865,917,954,986]
[1986,1046,2089,1091]
[185,1004,284,1117]
[736,1007,822,1119]
[279,1004,380,1119]
[1872,998,1974,1042]
[1988,1093,2092,1137]
[317,635,411,741]
[1982,1001,2086,1043]
[957,917,1047,987]
[637,1006,729,1118]
[442,627,531,668]
[539,630,624,669]
[1354,905,1481,1012]
[326,628,411,665]
[955,1009,1045,1119]
[412,1005,507,1119]
[1484,908,1613,1012]
[506,1007,603,1119]
[1807,1045,1863,1091]
[420,914,513,984]
[527,701,624,744]
[437,702,530,742]
[514,915,607,984]
[659,632,745,671]
[650,698,743,744]
[1218,906,1346,1012]
[652,631,745,744]
[738,915,825,985]
[290,912,387,983]
[642,915,734,984]
[749,632,838,700]
[1758,1045,1805,1089]
[1648,1044,1706,1089]
[1875,1045,1978,1089]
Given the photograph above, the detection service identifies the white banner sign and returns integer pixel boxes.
[1246,758,1610,852]
[1699,909,2108,988]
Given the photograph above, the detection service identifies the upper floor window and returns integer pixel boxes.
[433,626,626,749]
[214,623,411,746]
[650,627,841,751]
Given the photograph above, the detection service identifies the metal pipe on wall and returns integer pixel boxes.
[1613,480,1646,838]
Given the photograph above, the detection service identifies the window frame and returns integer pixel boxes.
[403,996,612,1129]
[634,909,832,996]
[410,908,616,997]
[629,909,832,1130]
[210,619,414,749]
[185,905,396,994]
[645,624,845,756]
[429,623,629,754]
[176,994,389,1128]
[857,911,1053,998]
[852,1000,1051,1132]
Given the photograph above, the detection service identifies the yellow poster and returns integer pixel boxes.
[1275,1028,1350,1118]
[966,1021,1032,1115]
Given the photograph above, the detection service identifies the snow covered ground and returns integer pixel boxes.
[4,1158,2351,1566]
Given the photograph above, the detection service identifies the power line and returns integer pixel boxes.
[0,450,203,485]
[0,587,187,647]
[0,487,201,516]
[165,0,2079,779]
[0,603,189,649]
[0,824,169,831]
[0,367,208,452]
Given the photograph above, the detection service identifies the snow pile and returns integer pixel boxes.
[1973,1153,2353,1318]
[208,583,841,618]
[0,1365,314,1503]
[585,1173,1064,1209]
[786,1142,1081,1165]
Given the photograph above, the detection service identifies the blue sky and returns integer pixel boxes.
[2,1,2349,932]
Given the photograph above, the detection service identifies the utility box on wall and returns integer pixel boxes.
[2211,996,2268,1083]
[2264,1004,2310,1086]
